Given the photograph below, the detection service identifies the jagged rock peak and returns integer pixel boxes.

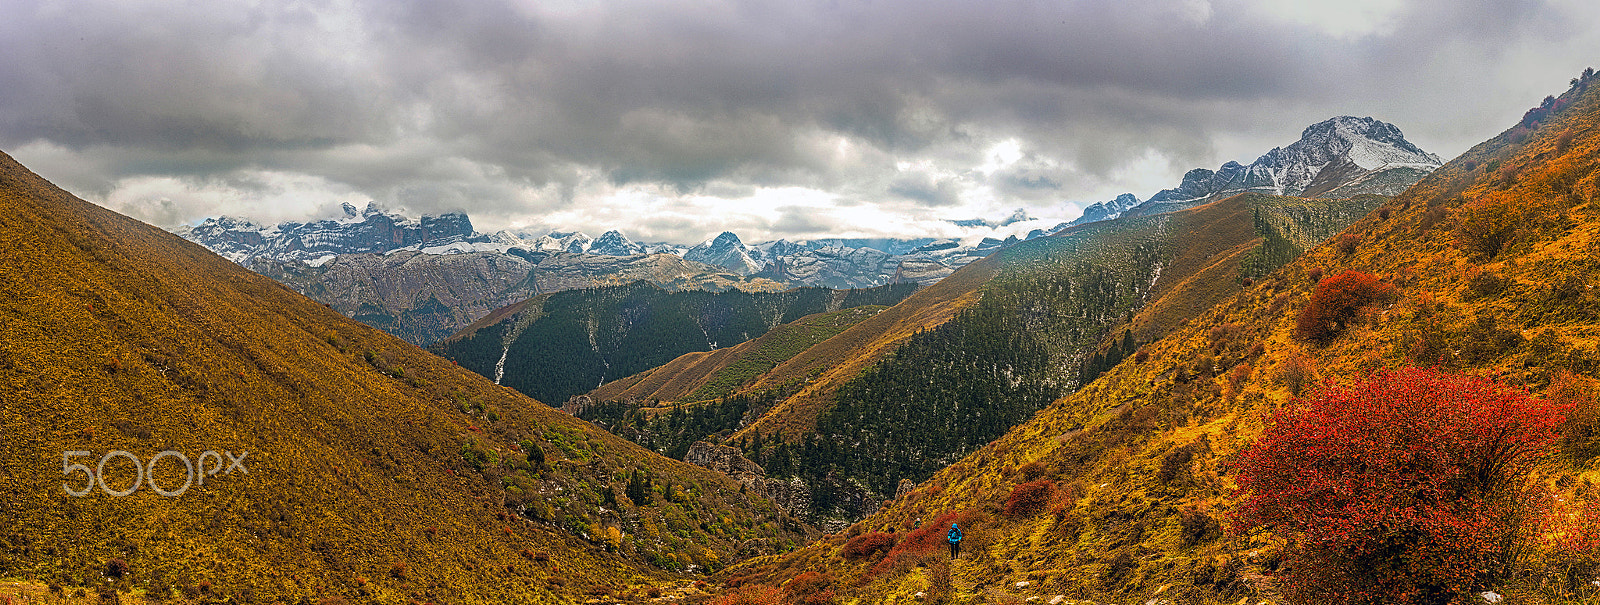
[686,231,761,275]
[1284,116,1442,170]
[705,231,744,247]
[1067,192,1143,227]
[588,229,647,256]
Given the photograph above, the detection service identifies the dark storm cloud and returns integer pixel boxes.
[1,0,1596,239]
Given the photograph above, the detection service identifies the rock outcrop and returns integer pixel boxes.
[684,441,814,516]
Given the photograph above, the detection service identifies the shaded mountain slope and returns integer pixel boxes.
[724,74,1600,605]
[724,193,1383,525]
[0,151,806,604]
[583,306,889,406]
[432,282,919,406]
[724,254,1005,440]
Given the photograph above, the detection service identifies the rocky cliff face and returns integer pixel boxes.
[587,229,648,256]
[684,442,814,517]
[1066,192,1142,227]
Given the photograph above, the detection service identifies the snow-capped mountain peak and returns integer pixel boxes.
[685,231,763,275]
[1112,116,1442,221]
[1065,193,1142,227]
[588,230,648,256]
[177,205,477,265]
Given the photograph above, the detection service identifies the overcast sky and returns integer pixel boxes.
[3,0,1597,244]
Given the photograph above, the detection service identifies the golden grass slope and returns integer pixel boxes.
[0,150,804,604]
[723,80,1600,605]
[589,306,888,405]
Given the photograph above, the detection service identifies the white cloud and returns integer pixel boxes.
[3,0,1599,244]
[1250,0,1406,40]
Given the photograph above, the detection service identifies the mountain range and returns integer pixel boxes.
[166,116,1440,355]
[252,248,788,346]
[176,115,1439,289]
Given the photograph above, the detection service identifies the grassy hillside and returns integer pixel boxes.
[587,305,888,405]
[433,281,917,406]
[0,150,808,604]
[720,73,1600,605]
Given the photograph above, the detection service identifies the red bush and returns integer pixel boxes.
[782,571,837,605]
[1293,270,1396,343]
[1004,479,1054,517]
[841,532,897,561]
[1232,368,1569,605]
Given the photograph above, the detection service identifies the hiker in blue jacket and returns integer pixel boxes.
[947,522,962,559]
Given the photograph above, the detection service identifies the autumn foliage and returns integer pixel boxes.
[841,532,897,561]
[781,571,838,605]
[1003,479,1055,517]
[1293,270,1396,343]
[712,584,783,605]
[1232,368,1569,605]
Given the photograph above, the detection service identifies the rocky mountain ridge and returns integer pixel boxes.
[252,249,787,346]
[1074,116,1441,226]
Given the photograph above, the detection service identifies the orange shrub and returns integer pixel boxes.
[1548,370,1600,462]
[1336,233,1361,255]
[1294,270,1396,343]
[1017,461,1048,481]
[1455,195,1522,259]
[1532,495,1600,597]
